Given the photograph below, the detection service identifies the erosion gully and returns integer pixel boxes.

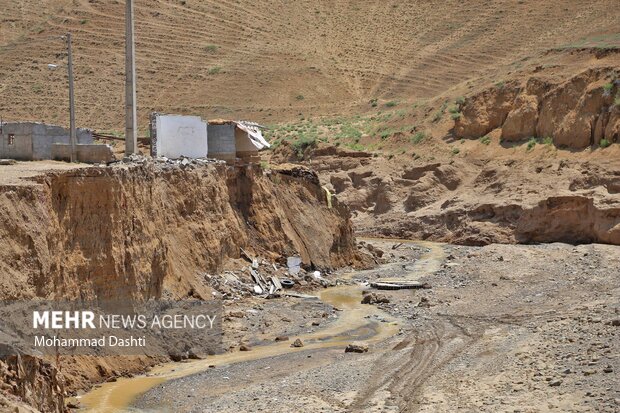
[77,239,445,412]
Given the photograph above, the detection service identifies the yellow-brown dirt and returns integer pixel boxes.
[1,1,619,131]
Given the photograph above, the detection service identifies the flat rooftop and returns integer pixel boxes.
[0,160,90,186]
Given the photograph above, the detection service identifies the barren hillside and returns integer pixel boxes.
[1,0,619,131]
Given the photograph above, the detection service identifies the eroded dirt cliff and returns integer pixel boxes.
[0,162,364,301]
[273,143,620,247]
[0,160,366,411]
[455,66,620,148]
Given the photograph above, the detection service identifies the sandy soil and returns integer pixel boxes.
[128,239,619,412]
[1,1,619,130]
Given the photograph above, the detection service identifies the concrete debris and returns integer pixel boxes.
[370,280,430,290]
[287,256,302,275]
[0,159,17,165]
[253,285,263,295]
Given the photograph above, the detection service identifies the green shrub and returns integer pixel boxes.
[451,112,461,120]
[526,137,537,151]
[614,93,620,106]
[204,44,218,53]
[411,131,426,144]
[292,135,316,158]
[600,138,610,148]
[602,82,614,92]
[208,66,221,75]
[451,147,460,155]
[455,96,465,105]
[479,135,491,145]
[432,102,448,122]
[370,98,378,107]
[385,100,398,107]
[542,136,553,145]
[295,94,305,100]
[448,105,460,114]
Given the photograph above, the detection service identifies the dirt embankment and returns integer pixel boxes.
[0,161,366,412]
[272,143,620,246]
[455,66,620,148]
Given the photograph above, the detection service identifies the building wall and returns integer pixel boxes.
[52,144,115,164]
[0,122,93,160]
[153,115,208,159]
[235,128,258,153]
[207,124,236,161]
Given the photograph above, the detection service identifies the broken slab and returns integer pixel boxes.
[370,280,430,290]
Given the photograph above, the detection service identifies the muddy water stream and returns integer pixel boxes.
[78,240,444,412]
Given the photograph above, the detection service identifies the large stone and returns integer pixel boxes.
[345,342,369,353]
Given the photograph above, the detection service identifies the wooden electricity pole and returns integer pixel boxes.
[125,0,138,155]
[66,33,76,162]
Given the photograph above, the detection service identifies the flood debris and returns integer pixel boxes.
[345,342,369,353]
[361,292,390,304]
[370,280,431,290]
[287,256,302,275]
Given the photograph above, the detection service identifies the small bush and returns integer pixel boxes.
[208,66,222,75]
[451,148,460,155]
[600,138,610,148]
[385,100,398,107]
[411,131,426,144]
[292,135,316,158]
[455,96,465,105]
[432,109,445,122]
[79,19,88,25]
[448,105,460,114]
[526,137,537,151]
[370,98,378,107]
[542,136,553,145]
[295,94,305,100]
[204,44,218,53]
[614,93,620,106]
[603,82,614,92]
[450,112,461,120]
[479,135,491,145]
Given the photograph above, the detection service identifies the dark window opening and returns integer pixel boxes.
[7,134,14,146]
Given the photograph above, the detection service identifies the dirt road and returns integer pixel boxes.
[79,239,619,412]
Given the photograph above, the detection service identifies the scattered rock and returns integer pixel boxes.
[275,336,289,342]
[239,344,252,351]
[291,338,304,348]
[361,292,390,304]
[345,342,369,353]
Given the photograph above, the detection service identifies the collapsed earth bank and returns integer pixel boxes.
[0,161,367,412]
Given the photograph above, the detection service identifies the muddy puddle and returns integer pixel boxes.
[77,240,443,412]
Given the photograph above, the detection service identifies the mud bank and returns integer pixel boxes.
[277,145,620,246]
[0,161,366,411]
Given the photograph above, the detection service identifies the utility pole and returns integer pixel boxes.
[66,33,76,162]
[125,0,138,155]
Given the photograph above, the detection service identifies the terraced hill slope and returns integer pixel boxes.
[1,0,619,131]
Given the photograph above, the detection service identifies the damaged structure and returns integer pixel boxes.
[150,113,269,162]
[0,121,115,163]
[207,119,270,163]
